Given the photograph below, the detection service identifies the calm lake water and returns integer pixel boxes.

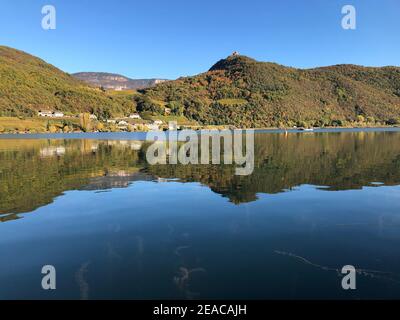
[1,129,400,299]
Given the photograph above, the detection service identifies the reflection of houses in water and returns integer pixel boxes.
[130,141,143,150]
[39,146,66,157]
[91,144,99,152]
[103,140,143,150]
[82,171,155,191]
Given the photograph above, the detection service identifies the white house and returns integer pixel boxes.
[118,120,128,126]
[38,110,64,118]
[146,124,160,131]
[107,119,116,124]
[153,120,163,125]
[89,114,98,120]
[53,111,64,118]
[38,111,53,117]
[129,114,141,119]
[168,122,179,130]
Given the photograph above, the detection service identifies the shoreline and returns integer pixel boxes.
[1,115,399,135]
[1,126,400,140]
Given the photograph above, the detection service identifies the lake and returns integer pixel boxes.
[1,129,400,299]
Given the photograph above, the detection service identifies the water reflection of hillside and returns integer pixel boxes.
[146,132,400,203]
[0,140,149,215]
[1,131,400,218]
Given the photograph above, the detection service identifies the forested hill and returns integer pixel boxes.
[0,46,135,118]
[139,54,400,127]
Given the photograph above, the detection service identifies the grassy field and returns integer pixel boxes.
[0,117,80,133]
[106,89,138,97]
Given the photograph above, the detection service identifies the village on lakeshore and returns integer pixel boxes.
[33,109,177,133]
[0,106,398,134]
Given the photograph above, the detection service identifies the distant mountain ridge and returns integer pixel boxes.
[72,72,168,90]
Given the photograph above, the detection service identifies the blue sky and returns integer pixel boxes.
[1,0,399,79]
